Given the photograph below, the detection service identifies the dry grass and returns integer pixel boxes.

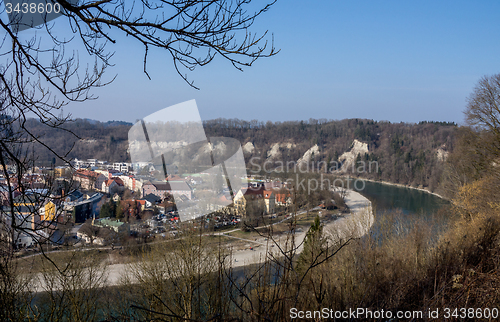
[289,207,500,317]
[19,206,500,321]
[17,249,109,273]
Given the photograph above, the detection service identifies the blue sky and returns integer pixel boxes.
[63,0,500,124]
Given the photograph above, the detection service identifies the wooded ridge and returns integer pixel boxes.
[27,117,457,193]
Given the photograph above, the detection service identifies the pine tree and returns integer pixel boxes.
[116,202,124,220]
[296,215,327,273]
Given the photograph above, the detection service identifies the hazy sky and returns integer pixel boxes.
[62,0,500,124]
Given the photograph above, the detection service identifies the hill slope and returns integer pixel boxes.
[27,118,456,192]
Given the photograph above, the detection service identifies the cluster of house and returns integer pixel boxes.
[71,168,194,201]
[0,157,295,249]
[71,166,293,216]
[0,165,109,248]
[0,167,62,248]
[71,158,133,172]
[76,217,130,246]
[233,181,292,215]
[1,193,62,248]
[67,159,293,218]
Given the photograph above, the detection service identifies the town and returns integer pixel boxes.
[0,158,296,251]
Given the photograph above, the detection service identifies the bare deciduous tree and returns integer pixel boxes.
[126,230,232,320]
[0,1,277,318]
[0,0,278,189]
[448,73,500,188]
[465,73,500,136]
[464,73,500,163]
[36,251,109,322]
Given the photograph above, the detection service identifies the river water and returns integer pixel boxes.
[354,180,448,215]
[351,180,451,241]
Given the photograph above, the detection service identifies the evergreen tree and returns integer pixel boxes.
[297,215,327,273]
[116,202,124,220]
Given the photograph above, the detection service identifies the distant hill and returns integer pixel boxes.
[27,118,131,164]
[27,117,457,192]
[202,118,456,192]
[81,118,133,127]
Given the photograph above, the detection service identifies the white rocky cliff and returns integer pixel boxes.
[338,139,369,172]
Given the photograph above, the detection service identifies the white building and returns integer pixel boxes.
[113,162,131,173]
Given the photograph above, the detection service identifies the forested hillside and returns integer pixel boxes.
[28,117,457,193]
[27,118,132,164]
[204,119,456,192]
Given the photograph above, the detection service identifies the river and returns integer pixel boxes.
[353,180,448,215]
[351,179,451,242]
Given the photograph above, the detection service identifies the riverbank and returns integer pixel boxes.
[226,190,373,267]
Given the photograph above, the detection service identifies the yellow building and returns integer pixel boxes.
[54,167,69,178]
[41,201,57,222]
[233,187,276,215]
